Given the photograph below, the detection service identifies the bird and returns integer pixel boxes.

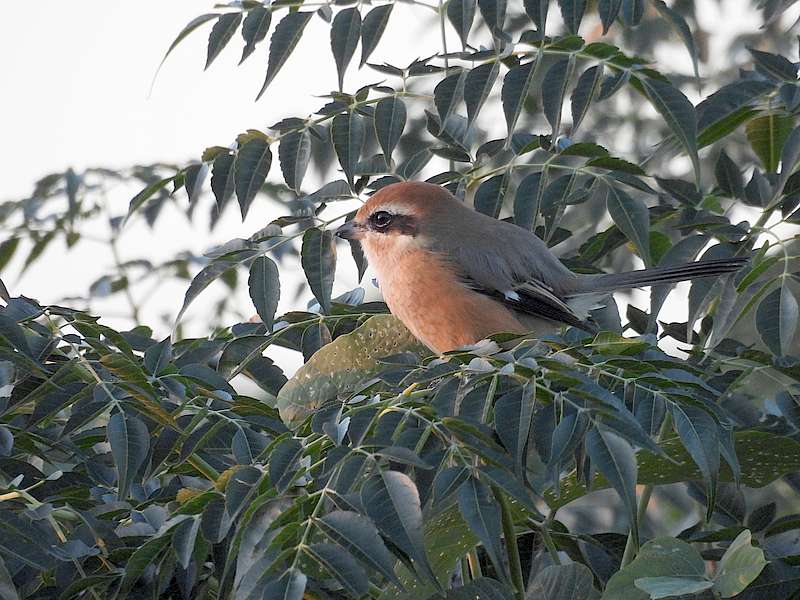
[334,181,747,354]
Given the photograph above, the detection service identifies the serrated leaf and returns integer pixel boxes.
[713,529,768,597]
[248,256,281,330]
[278,129,311,192]
[757,285,798,356]
[447,0,477,48]
[331,8,361,91]
[360,5,392,66]
[234,138,272,219]
[362,470,440,588]
[257,11,313,99]
[542,56,575,138]
[671,404,720,521]
[571,65,603,134]
[206,12,242,70]
[332,111,366,186]
[641,77,700,184]
[374,96,407,166]
[301,228,336,314]
[558,0,587,33]
[606,185,652,265]
[465,62,499,127]
[240,6,271,64]
[108,411,149,500]
[746,113,793,172]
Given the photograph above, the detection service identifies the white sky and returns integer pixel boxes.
[0,1,782,374]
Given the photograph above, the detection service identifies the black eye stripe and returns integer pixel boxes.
[368,212,417,235]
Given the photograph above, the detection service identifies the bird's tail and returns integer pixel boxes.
[580,257,748,293]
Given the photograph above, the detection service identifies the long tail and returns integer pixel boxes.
[581,257,748,293]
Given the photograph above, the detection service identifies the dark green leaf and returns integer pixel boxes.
[777,124,800,195]
[477,0,506,35]
[671,404,720,521]
[248,256,281,330]
[441,577,513,599]
[571,65,603,134]
[126,175,175,222]
[143,336,172,376]
[206,12,242,70]
[331,8,361,91]
[651,1,699,80]
[108,411,149,500]
[360,5,392,66]
[465,62,500,127]
[172,517,200,569]
[523,0,549,30]
[605,185,652,265]
[0,555,19,600]
[306,543,369,597]
[210,152,236,212]
[262,568,306,600]
[757,285,798,356]
[240,6,271,64]
[745,113,793,172]
[301,228,336,314]
[558,0,587,33]
[268,437,303,492]
[542,57,575,138]
[117,535,172,598]
[620,0,644,26]
[474,174,508,218]
[156,14,218,74]
[458,476,507,581]
[714,150,744,198]
[586,427,639,550]
[257,12,313,99]
[234,138,272,219]
[513,172,543,231]
[332,111,366,186]
[278,129,311,192]
[447,0,477,48]
[374,97,406,165]
[494,384,534,478]
[435,70,467,126]
[598,0,622,33]
[528,563,600,599]
[502,59,538,138]
[750,48,799,82]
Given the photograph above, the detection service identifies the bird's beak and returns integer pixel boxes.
[335,221,363,240]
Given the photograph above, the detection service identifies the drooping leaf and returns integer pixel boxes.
[465,62,500,127]
[257,11,313,99]
[331,8,362,91]
[542,57,575,138]
[557,0,587,33]
[234,137,272,219]
[108,411,150,500]
[126,175,176,223]
[210,152,236,212]
[375,97,407,165]
[523,0,549,31]
[671,404,720,521]
[458,477,507,582]
[360,5,393,66]
[278,129,311,192]
[494,384,535,478]
[301,228,337,314]
[745,112,793,172]
[651,1,699,80]
[598,0,622,33]
[240,6,271,64]
[605,185,652,265]
[248,256,281,331]
[447,0,477,48]
[641,77,700,183]
[156,13,218,76]
[749,48,799,82]
[332,111,366,186]
[571,65,603,134]
[362,470,440,588]
[756,285,798,356]
[477,0,507,35]
[713,529,768,597]
[205,12,242,70]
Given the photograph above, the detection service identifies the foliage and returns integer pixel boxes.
[2,0,800,598]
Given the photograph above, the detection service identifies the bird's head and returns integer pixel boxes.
[334,181,458,262]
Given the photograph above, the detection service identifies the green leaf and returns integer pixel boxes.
[746,113,793,172]
[447,0,476,48]
[715,150,744,199]
[0,315,34,359]
[494,385,534,478]
[277,315,425,426]
[756,285,798,356]
[317,511,402,587]
[248,256,281,331]
[108,411,149,500]
[234,138,272,219]
[210,152,236,212]
[301,228,336,314]
[641,77,700,184]
[172,517,200,569]
[502,59,539,138]
[117,534,172,599]
[749,48,799,81]
[363,470,440,589]
[278,129,311,192]
[634,576,713,598]
[571,65,603,134]
[465,62,500,127]
[603,537,706,600]
[514,172,543,231]
[306,543,369,597]
[586,427,639,550]
[440,578,513,599]
[331,8,361,91]
[527,563,600,599]
[155,13,218,77]
[332,111,366,187]
[671,404,720,521]
[0,554,18,600]
[621,0,645,25]
[598,0,622,33]
[205,12,242,70]
[557,0,587,33]
[257,11,313,99]
[360,5,392,66]
[126,175,175,223]
[474,175,508,218]
[777,124,800,195]
[261,568,306,600]
[457,477,507,582]
[434,70,467,127]
[713,529,768,597]
[477,0,506,35]
[542,57,575,138]
[268,437,303,493]
[240,6,271,64]
[651,1,699,80]
[375,97,407,165]
[605,185,652,265]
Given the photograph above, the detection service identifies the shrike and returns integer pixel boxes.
[335,181,746,354]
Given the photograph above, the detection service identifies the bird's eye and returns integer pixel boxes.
[371,211,393,229]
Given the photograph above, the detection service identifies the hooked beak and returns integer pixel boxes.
[335,221,363,240]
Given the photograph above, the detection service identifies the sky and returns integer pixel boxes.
[0,1,785,374]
